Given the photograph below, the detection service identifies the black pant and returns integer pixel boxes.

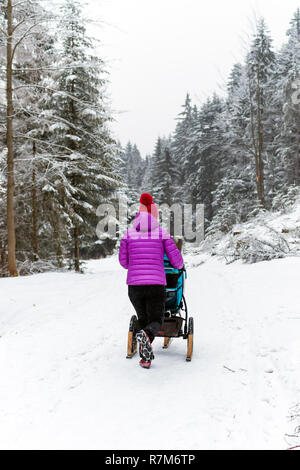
[128,285,166,343]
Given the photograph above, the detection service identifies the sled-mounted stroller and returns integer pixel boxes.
[126,240,194,362]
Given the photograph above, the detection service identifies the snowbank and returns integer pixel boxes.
[198,197,300,264]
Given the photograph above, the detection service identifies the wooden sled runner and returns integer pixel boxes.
[126,315,137,358]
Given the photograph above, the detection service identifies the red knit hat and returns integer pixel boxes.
[139,193,159,219]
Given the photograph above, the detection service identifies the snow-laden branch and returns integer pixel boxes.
[14,133,82,155]
[12,0,36,7]
[11,22,44,61]
[12,83,106,115]
[0,63,105,73]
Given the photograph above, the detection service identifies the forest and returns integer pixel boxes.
[1,1,300,451]
[1,1,300,276]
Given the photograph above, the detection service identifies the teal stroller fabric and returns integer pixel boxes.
[164,254,186,312]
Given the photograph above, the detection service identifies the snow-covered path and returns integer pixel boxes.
[0,256,300,450]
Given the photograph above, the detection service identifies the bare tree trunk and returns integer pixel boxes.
[0,239,6,275]
[69,44,80,273]
[52,210,63,268]
[74,223,80,272]
[6,0,18,277]
[295,122,300,186]
[256,72,265,208]
[73,173,80,273]
[32,142,38,260]
[249,70,265,209]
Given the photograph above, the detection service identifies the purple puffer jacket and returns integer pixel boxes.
[119,212,183,285]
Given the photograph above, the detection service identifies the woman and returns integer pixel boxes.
[119,193,183,369]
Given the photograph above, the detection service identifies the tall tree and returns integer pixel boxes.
[0,0,52,276]
[182,94,224,222]
[172,93,194,200]
[274,9,300,188]
[122,141,144,191]
[246,18,276,208]
[12,2,57,264]
[5,0,18,276]
[152,143,178,206]
[51,0,120,271]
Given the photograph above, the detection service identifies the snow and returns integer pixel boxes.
[82,108,97,118]
[0,256,300,450]
[49,122,69,132]
[42,184,56,193]
[206,198,300,263]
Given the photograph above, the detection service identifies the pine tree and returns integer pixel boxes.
[0,150,6,275]
[152,143,178,206]
[151,136,174,203]
[172,93,194,200]
[140,155,153,194]
[0,0,55,275]
[274,9,300,188]
[12,1,57,265]
[211,63,257,232]
[3,0,19,276]
[49,0,120,271]
[183,94,224,223]
[246,18,276,208]
[122,141,144,191]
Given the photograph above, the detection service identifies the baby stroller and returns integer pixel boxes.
[126,246,194,362]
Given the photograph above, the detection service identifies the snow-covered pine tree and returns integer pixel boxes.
[11,1,59,268]
[0,149,6,275]
[118,141,146,221]
[0,0,58,275]
[0,1,80,273]
[180,104,201,205]
[172,93,194,201]
[184,94,224,224]
[140,155,153,194]
[2,0,21,276]
[0,5,6,274]
[152,141,178,206]
[246,18,276,209]
[151,136,174,203]
[273,9,300,189]
[123,142,144,190]
[49,0,120,271]
[209,64,257,234]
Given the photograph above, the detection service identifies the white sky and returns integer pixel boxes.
[87,0,300,156]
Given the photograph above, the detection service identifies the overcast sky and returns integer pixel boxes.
[87,0,300,156]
